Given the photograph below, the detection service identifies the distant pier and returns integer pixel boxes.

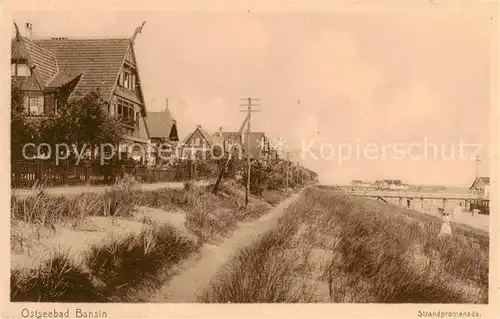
[341,189,489,212]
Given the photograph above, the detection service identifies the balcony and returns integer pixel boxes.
[120,117,138,128]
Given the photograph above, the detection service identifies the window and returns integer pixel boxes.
[195,138,200,146]
[119,69,136,91]
[11,62,31,76]
[28,97,44,115]
[17,64,30,76]
[136,113,139,126]
[117,98,136,125]
[124,72,130,90]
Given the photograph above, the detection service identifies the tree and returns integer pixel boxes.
[40,91,124,163]
[240,159,271,196]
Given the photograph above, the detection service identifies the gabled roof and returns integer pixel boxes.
[181,126,223,147]
[32,38,130,100]
[146,108,177,140]
[46,70,82,89]
[470,176,490,189]
[479,177,490,184]
[11,37,59,90]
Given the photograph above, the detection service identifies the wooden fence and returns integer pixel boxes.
[11,160,208,189]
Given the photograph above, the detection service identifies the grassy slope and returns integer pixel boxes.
[201,186,489,303]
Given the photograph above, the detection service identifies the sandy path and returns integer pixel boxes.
[154,191,302,302]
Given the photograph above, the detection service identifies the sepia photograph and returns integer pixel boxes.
[3,0,499,317]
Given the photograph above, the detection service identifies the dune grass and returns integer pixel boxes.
[11,254,105,302]
[199,217,313,303]
[131,181,272,242]
[11,178,274,242]
[11,185,136,226]
[201,186,489,303]
[10,178,281,302]
[11,222,199,302]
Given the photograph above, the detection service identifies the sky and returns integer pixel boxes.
[11,3,497,186]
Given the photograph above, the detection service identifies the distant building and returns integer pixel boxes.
[375,180,409,190]
[146,103,179,165]
[180,125,223,159]
[350,180,377,191]
[470,177,490,199]
[217,129,271,160]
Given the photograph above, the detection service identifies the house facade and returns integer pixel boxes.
[470,177,490,199]
[180,125,223,159]
[11,22,151,159]
[146,101,179,165]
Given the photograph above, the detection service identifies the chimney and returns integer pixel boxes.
[216,127,223,137]
[165,97,169,111]
[25,22,32,39]
[196,124,201,129]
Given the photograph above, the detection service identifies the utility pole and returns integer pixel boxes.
[475,156,481,179]
[286,152,290,192]
[297,161,300,185]
[240,97,260,206]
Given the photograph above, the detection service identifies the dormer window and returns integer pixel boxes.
[118,69,136,91]
[11,61,31,77]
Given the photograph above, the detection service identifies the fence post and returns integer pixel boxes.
[85,161,90,184]
[62,161,68,185]
[189,160,193,181]
[35,159,41,184]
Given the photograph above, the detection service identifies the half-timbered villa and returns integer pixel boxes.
[11,22,151,157]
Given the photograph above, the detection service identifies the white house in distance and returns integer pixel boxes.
[470,177,490,199]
